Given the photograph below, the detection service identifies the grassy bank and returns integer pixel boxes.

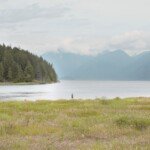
[0,98,150,150]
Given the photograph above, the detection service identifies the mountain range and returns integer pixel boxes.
[42,50,150,80]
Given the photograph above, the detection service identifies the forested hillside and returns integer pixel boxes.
[0,44,57,83]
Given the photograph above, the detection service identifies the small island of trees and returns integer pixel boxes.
[0,44,57,83]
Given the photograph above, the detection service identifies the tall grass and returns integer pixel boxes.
[0,98,149,149]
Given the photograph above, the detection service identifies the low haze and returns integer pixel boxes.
[0,0,150,55]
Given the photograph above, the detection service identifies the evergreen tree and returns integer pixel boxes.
[0,44,57,83]
[35,63,42,81]
[8,67,12,81]
[24,62,34,82]
[15,65,24,82]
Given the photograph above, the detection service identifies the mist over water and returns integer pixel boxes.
[0,80,150,101]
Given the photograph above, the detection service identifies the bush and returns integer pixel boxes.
[115,116,150,130]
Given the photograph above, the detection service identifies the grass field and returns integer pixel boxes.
[0,98,150,150]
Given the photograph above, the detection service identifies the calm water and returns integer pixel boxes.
[0,80,150,101]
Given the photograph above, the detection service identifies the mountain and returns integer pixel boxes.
[42,50,150,80]
[0,44,57,83]
[42,50,92,79]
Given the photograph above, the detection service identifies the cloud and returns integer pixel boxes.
[46,31,150,55]
[1,30,150,55]
[0,3,69,24]
[0,0,150,55]
[109,31,150,53]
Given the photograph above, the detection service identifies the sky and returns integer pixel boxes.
[0,0,150,55]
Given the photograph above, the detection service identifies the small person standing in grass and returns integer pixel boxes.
[71,93,74,99]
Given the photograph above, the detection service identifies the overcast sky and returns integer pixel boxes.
[0,0,150,55]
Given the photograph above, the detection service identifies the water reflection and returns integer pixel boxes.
[0,80,150,100]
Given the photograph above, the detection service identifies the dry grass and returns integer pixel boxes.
[0,98,150,150]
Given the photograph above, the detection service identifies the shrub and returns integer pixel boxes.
[115,116,150,130]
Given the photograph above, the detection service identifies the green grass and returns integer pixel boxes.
[115,116,150,130]
[0,98,149,150]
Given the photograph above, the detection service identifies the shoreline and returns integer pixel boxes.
[0,96,150,101]
[0,96,150,102]
[0,81,57,86]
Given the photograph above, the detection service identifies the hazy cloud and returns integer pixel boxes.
[0,0,150,55]
[109,31,150,53]
[41,31,150,55]
[0,3,69,24]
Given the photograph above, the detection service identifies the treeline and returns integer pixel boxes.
[0,44,57,83]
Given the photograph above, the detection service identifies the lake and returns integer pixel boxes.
[0,80,150,101]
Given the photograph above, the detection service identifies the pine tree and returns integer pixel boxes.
[8,67,12,81]
[15,65,24,82]
[24,62,34,82]
[0,44,57,83]
[35,63,42,81]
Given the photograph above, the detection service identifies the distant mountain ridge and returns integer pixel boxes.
[42,50,150,80]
